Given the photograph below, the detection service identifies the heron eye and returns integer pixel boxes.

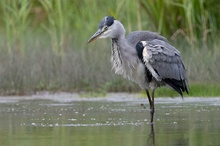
[102,26,108,31]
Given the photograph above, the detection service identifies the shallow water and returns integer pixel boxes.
[0,93,220,146]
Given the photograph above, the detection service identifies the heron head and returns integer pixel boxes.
[87,16,115,44]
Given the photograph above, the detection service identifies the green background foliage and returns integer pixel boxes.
[0,0,220,96]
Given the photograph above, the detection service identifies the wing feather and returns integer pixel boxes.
[141,40,189,94]
[142,40,186,81]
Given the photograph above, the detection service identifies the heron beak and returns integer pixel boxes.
[87,29,104,44]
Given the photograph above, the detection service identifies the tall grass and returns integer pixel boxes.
[140,0,220,47]
[0,0,219,95]
[1,0,32,56]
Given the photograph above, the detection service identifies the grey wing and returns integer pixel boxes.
[141,39,189,94]
[126,31,167,46]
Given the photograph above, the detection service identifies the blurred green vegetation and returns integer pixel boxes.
[0,0,219,96]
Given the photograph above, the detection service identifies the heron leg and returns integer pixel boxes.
[145,89,154,124]
[151,89,155,124]
[146,89,152,106]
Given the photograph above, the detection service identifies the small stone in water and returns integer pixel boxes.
[31,123,36,126]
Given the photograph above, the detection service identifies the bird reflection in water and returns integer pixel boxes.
[148,124,155,146]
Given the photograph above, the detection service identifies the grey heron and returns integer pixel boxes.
[87,16,189,124]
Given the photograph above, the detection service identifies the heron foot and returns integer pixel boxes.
[150,108,154,114]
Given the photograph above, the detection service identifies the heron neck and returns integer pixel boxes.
[112,20,137,58]
[117,35,136,54]
[110,34,138,80]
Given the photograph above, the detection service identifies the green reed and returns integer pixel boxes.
[0,0,219,95]
[140,0,220,47]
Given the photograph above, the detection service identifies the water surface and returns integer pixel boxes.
[0,93,220,146]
